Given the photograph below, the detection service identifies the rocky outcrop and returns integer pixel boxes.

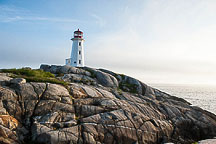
[0,64,215,144]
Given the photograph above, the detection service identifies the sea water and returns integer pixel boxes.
[150,84,216,114]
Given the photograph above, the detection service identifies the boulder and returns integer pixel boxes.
[10,78,26,84]
[40,64,50,72]
[119,75,143,94]
[58,65,71,74]
[0,74,12,86]
[95,70,118,88]
[40,64,91,76]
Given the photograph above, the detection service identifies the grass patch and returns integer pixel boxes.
[117,87,123,95]
[119,82,138,94]
[1,68,55,78]
[74,115,80,120]
[23,76,68,86]
[1,68,68,86]
[56,72,65,77]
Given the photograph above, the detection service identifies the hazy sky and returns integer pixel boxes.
[1,0,216,85]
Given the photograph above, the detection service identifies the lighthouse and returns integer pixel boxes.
[65,29,85,67]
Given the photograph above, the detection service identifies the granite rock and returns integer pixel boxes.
[0,65,215,144]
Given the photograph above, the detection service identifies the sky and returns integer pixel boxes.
[1,0,216,85]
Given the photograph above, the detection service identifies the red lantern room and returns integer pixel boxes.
[74,29,83,38]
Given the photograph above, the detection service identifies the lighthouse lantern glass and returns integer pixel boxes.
[74,33,83,38]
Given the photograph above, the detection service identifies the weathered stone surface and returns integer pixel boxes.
[40,64,91,76]
[40,64,50,72]
[58,65,71,74]
[0,65,216,144]
[10,78,26,84]
[32,123,79,144]
[0,74,12,86]
[0,115,19,144]
[42,83,70,102]
[68,83,88,98]
[95,70,119,88]
[62,73,96,85]
[0,115,19,129]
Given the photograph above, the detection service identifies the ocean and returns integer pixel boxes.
[150,84,216,114]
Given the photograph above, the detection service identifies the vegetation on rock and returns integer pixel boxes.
[1,68,68,86]
[119,81,138,93]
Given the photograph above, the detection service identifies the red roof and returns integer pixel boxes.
[74,28,83,34]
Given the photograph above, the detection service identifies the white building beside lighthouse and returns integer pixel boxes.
[66,29,85,67]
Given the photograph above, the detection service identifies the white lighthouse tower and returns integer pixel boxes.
[65,29,85,67]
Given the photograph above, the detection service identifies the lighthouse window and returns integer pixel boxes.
[79,60,81,64]
[79,42,81,46]
[79,51,81,55]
